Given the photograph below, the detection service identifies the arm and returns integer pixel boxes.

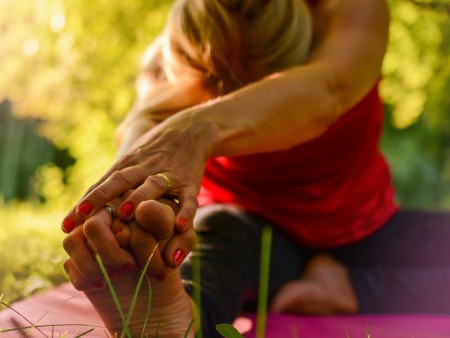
[118,0,389,159]
[63,0,389,230]
[115,40,212,158]
[191,0,390,156]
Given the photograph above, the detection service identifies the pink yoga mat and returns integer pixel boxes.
[237,313,450,338]
[1,283,450,337]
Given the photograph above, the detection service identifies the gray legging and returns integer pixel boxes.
[181,204,450,338]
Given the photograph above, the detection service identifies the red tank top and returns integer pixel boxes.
[198,85,397,248]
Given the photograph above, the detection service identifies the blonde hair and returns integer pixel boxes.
[156,0,313,94]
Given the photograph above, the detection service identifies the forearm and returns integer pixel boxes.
[174,0,390,158]
[117,0,389,160]
[116,77,212,158]
[194,67,342,157]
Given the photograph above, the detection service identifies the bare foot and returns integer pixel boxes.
[81,200,198,337]
[85,270,197,338]
[270,255,358,315]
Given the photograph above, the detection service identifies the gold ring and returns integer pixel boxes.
[155,173,171,190]
[103,205,115,219]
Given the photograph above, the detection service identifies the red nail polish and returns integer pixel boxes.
[173,249,185,266]
[62,218,75,233]
[119,202,134,217]
[178,217,188,227]
[78,201,93,217]
[121,263,135,272]
[155,273,166,281]
[92,279,105,288]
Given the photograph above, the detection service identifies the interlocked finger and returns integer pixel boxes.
[83,207,135,270]
[117,173,175,220]
[103,205,116,220]
[155,173,171,190]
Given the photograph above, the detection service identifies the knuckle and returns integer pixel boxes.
[89,186,109,202]
[130,188,147,201]
[149,175,167,192]
[63,236,75,255]
[82,221,97,239]
[185,230,197,251]
[85,184,97,196]
[183,195,199,209]
[70,274,93,291]
[111,170,135,186]
[63,259,72,275]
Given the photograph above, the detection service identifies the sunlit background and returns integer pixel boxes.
[0,0,449,304]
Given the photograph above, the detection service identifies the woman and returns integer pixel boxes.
[62,0,450,337]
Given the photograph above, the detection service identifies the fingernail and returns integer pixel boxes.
[155,273,166,281]
[178,217,188,226]
[114,229,124,236]
[78,201,93,217]
[177,217,188,229]
[119,202,134,217]
[121,263,135,272]
[173,249,185,266]
[62,218,75,233]
[92,279,105,288]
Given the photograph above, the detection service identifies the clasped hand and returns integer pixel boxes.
[63,196,196,291]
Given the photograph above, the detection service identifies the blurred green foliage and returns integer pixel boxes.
[0,202,67,303]
[0,0,449,301]
[0,0,172,302]
[381,0,450,208]
[0,0,449,207]
[0,0,172,207]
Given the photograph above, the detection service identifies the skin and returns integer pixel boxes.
[64,199,197,337]
[270,255,359,314]
[62,0,390,234]
[63,0,390,334]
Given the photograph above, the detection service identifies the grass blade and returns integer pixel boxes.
[126,243,159,329]
[192,241,203,338]
[256,226,272,338]
[0,300,49,337]
[0,323,107,333]
[140,276,153,337]
[183,318,197,338]
[95,254,132,338]
[74,328,95,337]
[25,295,77,337]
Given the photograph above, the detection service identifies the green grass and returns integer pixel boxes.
[0,202,68,304]
[0,202,263,337]
[0,204,371,337]
[0,203,273,338]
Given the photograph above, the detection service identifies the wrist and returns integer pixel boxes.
[186,97,248,159]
